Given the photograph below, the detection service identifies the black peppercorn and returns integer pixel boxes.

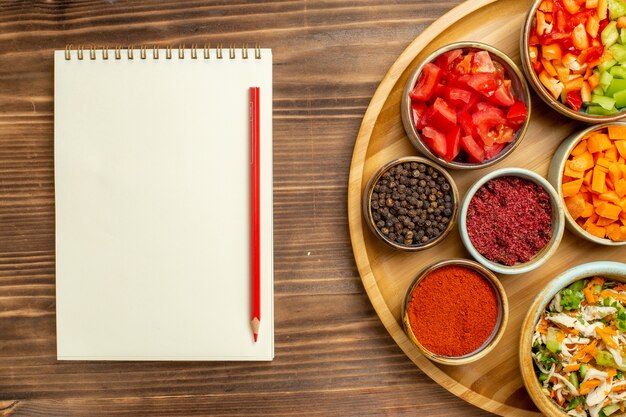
[370,162,454,246]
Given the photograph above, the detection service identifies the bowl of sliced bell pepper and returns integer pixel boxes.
[548,122,626,245]
[401,42,532,170]
[522,0,626,122]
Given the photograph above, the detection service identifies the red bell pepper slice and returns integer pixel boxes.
[565,90,582,111]
[460,135,485,162]
[409,63,442,102]
[421,126,448,159]
[578,46,603,63]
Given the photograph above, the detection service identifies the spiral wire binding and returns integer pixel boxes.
[64,44,262,60]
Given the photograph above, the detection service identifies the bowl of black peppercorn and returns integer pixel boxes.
[363,156,459,251]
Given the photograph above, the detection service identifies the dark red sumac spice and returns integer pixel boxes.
[466,176,552,266]
[407,265,499,357]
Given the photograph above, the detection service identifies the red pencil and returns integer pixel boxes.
[249,87,261,343]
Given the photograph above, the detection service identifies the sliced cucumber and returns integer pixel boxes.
[602,404,621,416]
[592,94,617,110]
[547,327,562,353]
[605,78,626,96]
[587,104,619,115]
[610,43,626,63]
[603,21,620,47]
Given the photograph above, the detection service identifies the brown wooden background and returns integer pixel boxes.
[0,1,498,416]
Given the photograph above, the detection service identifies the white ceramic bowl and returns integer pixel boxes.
[548,123,626,246]
[519,261,626,417]
[459,167,565,275]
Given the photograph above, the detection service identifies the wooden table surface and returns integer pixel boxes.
[0,1,499,416]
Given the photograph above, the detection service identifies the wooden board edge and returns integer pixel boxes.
[347,0,542,415]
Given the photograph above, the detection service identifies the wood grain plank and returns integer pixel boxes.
[0,0,501,416]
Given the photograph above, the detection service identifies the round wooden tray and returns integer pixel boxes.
[347,0,626,415]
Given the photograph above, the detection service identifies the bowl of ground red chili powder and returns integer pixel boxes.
[403,259,508,365]
[459,168,565,275]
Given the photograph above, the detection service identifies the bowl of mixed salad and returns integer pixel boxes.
[520,261,626,417]
[522,0,626,122]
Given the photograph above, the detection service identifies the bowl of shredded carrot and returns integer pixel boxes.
[520,261,626,417]
[549,122,626,246]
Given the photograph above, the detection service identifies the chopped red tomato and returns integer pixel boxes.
[466,73,499,96]
[409,63,441,102]
[454,54,473,75]
[445,126,462,162]
[445,87,474,106]
[472,106,507,146]
[421,127,447,158]
[430,98,457,131]
[460,135,485,162]
[490,84,516,106]
[411,102,427,128]
[458,112,479,138]
[435,49,463,70]
[484,143,506,160]
[506,101,528,125]
[472,51,496,73]
[408,48,527,163]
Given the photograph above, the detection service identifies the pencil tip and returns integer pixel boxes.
[253,333,258,343]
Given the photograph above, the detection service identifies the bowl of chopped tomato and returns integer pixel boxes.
[401,42,532,170]
[522,0,626,122]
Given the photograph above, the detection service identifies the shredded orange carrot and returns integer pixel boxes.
[621,402,625,412]
[584,285,598,304]
[590,276,606,287]
[564,363,581,372]
[580,379,602,395]
[596,327,619,350]
[537,319,549,334]
[611,384,626,393]
[608,368,618,379]
[601,288,626,303]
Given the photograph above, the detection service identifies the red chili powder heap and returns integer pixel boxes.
[466,176,552,266]
[407,265,499,357]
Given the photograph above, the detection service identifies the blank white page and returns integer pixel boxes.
[54,48,273,360]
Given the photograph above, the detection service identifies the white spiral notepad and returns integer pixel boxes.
[54,46,274,360]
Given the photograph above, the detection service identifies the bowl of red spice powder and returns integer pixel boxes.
[459,168,565,275]
[403,258,509,365]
